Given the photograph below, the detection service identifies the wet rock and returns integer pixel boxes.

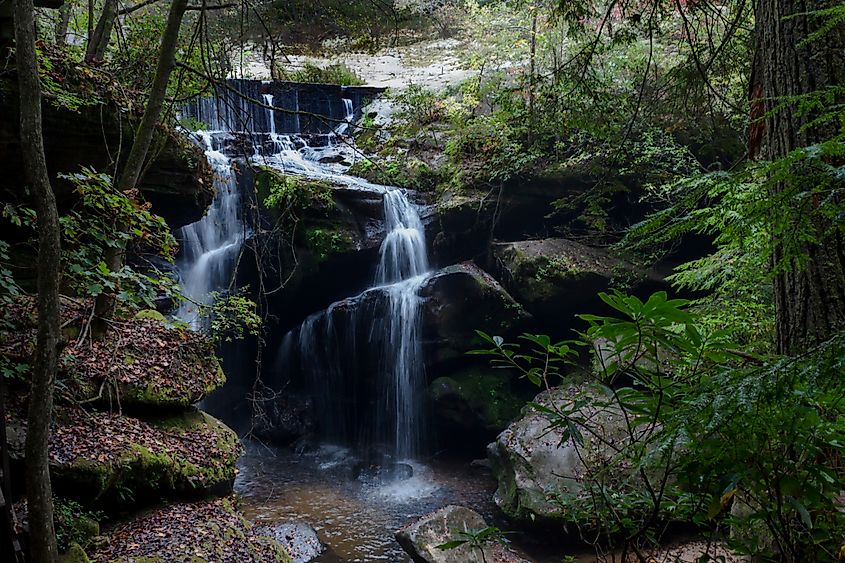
[318,154,348,164]
[491,238,666,335]
[254,167,386,329]
[259,521,324,563]
[396,505,530,563]
[487,383,652,526]
[420,262,531,371]
[352,461,414,483]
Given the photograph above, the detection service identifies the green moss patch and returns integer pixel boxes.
[429,369,527,432]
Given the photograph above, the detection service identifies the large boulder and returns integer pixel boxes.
[487,384,643,525]
[420,262,532,372]
[0,299,226,409]
[491,238,666,335]
[395,505,529,563]
[91,497,291,562]
[8,407,242,506]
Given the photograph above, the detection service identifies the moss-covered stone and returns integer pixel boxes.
[133,309,168,322]
[61,543,92,563]
[25,407,245,508]
[491,238,666,335]
[429,369,527,433]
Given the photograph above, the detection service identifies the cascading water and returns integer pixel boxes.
[290,186,430,460]
[179,80,430,464]
[175,131,246,328]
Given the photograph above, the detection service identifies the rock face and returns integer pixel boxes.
[491,238,666,334]
[487,384,636,524]
[253,167,386,333]
[428,368,528,435]
[395,505,529,563]
[420,262,532,372]
[0,80,214,229]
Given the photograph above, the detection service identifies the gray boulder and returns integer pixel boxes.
[258,521,324,563]
[395,505,529,563]
[487,384,643,524]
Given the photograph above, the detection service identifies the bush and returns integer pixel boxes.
[283,63,364,86]
[475,292,845,561]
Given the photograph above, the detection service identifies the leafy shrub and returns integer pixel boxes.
[284,63,364,86]
[394,84,445,127]
[475,291,845,560]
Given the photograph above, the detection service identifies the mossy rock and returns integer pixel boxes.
[133,309,168,322]
[429,368,528,433]
[91,498,291,562]
[491,239,666,335]
[41,407,242,508]
[63,318,226,409]
[60,543,92,563]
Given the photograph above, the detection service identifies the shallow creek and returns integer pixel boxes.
[236,443,499,562]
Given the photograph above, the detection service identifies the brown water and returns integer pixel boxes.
[236,442,500,562]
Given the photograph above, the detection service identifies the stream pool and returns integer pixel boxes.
[236,442,499,562]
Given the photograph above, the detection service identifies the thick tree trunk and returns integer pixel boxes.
[85,0,118,62]
[91,0,189,336]
[754,0,845,354]
[13,0,62,561]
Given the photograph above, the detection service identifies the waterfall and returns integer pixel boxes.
[175,133,246,328]
[335,98,354,135]
[179,80,428,462]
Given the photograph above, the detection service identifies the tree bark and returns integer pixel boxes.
[13,0,62,560]
[754,0,845,354]
[91,0,189,336]
[85,0,118,62]
[54,2,71,46]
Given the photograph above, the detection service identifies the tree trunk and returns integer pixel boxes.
[13,0,62,561]
[54,2,71,46]
[754,0,845,354]
[85,0,118,62]
[91,0,189,337]
[527,9,537,145]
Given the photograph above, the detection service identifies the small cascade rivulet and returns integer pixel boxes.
[175,132,247,328]
[177,80,431,463]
